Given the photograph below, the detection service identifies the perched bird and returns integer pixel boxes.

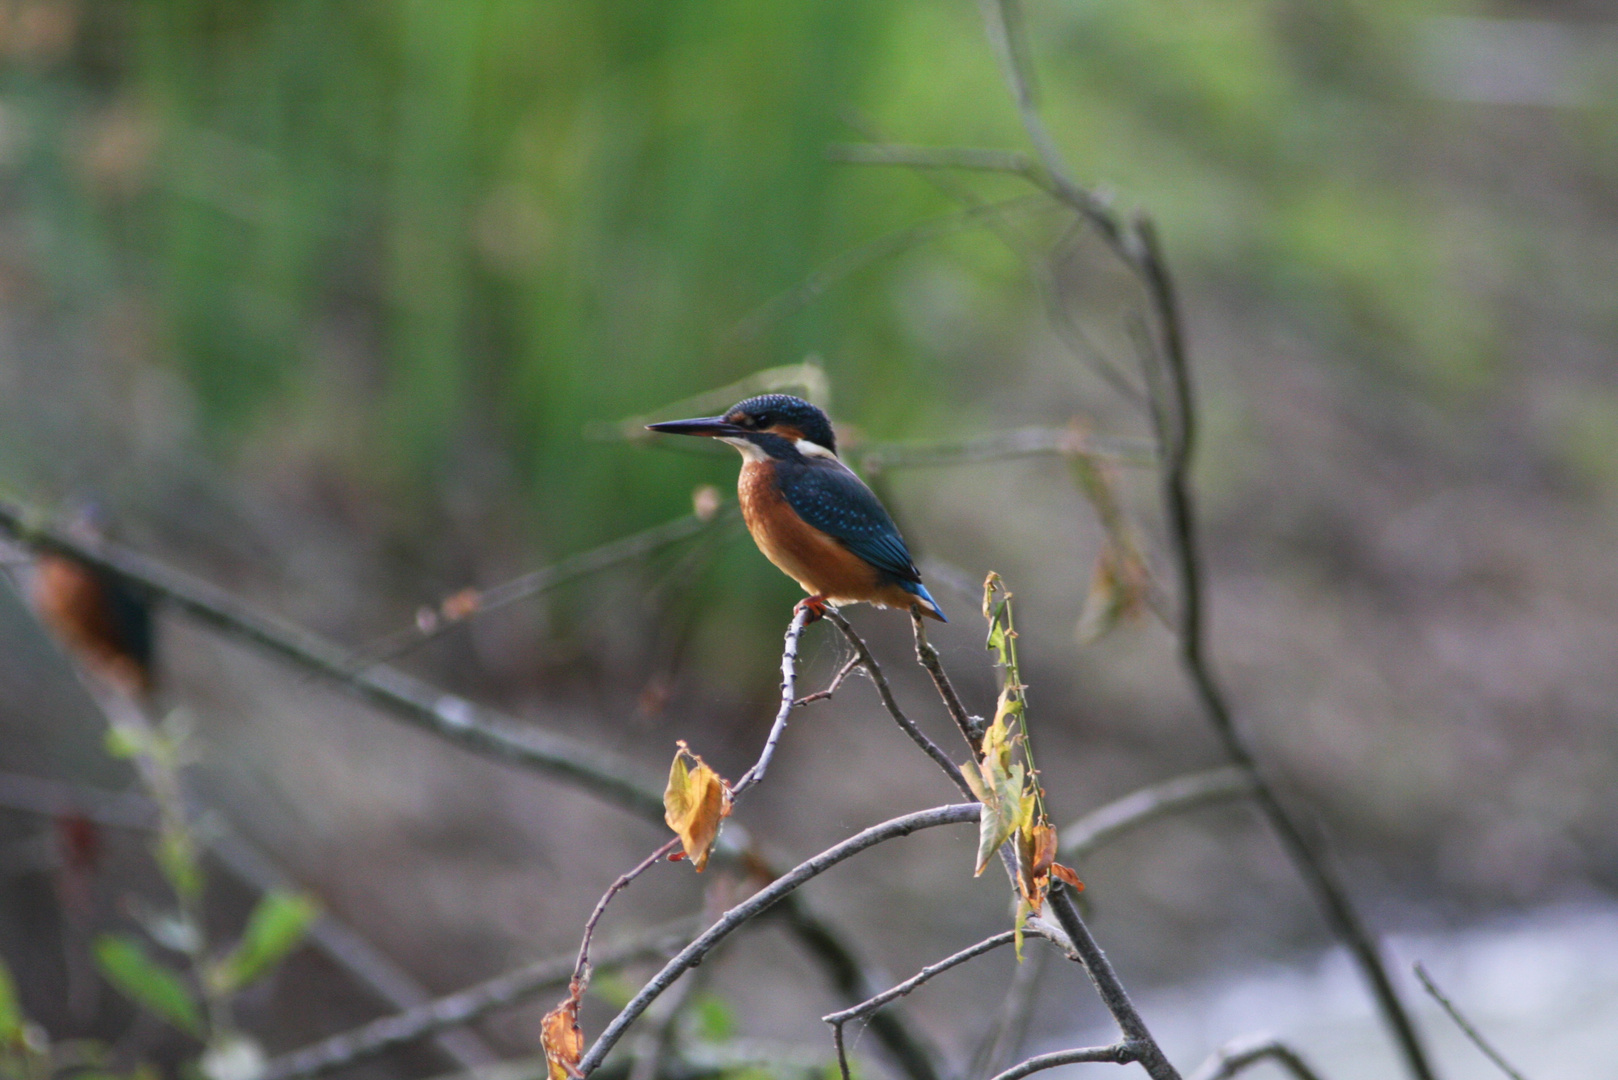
[648,394,945,622]
[29,513,156,697]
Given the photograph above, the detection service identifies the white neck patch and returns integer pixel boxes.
[718,436,767,463]
[795,438,838,460]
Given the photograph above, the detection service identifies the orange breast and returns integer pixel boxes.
[738,461,886,605]
[32,556,151,694]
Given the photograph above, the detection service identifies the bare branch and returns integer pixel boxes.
[988,1043,1139,1080]
[909,610,984,753]
[826,143,1039,178]
[822,610,973,799]
[262,919,697,1080]
[793,654,861,708]
[823,930,1031,1080]
[835,116,1144,405]
[563,606,811,1039]
[969,940,1049,1080]
[574,804,983,1076]
[345,511,731,672]
[975,0,1121,246]
[732,604,814,796]
[858,429,1156,473]
[1061,767,1257,862]
[823,929,1019,1027]
[569,840,682,996]
[1414,963,1531,1080]
[1187,1034,1329,1080]
[1046,884,1181,1080]
[768,892,944,1080]
[725,196,1049,347]
[1134,210,1436,1080]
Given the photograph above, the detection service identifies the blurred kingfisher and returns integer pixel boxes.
[30,510,156,699]
[648,394,945,622]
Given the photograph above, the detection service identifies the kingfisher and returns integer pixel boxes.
[648,394,945,622]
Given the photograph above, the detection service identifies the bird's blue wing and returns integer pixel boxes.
[775,459,922,583]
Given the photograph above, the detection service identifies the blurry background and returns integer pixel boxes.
[1,0,1616,1076]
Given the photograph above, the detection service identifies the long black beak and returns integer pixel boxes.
[645,417,745,438]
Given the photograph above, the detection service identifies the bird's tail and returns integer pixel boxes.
[905,580,947,622]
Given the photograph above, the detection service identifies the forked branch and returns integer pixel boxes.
[572,804,983,1076]
[1187,1034,1328,1080]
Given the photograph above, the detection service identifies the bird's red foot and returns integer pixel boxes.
[794,596,829,623]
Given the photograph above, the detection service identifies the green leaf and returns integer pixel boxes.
[691,992,736,1042]
[974,760,1023,876]
[0,954,23,1044]
[155,830,204,904]
[103,724,146,760]
[93,934,203,1037]
[211,892,319,994]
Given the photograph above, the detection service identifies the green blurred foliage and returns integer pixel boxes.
[3,0,1495,614]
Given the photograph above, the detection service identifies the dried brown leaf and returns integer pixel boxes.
[1051,862,1084,891]
[440,588,482,622]
[1076,541,1151,644]
[663,742,731,872]
[540,981,585,1080]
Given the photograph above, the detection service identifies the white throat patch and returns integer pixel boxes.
[718,436,767,463]
[795,438,838,460]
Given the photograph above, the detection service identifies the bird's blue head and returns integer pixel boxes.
[646,393,838,460]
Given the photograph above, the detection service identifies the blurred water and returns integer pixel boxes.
[1063,904,1618,1079]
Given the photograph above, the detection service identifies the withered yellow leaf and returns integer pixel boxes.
[663,743,731,872]
[1051,862,1084,891]
[974,758,1024,877]
[540,983,584,1080]
[1076,542,1151,644]
[1016,818,1060,914]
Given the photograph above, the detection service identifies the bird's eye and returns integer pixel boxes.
[753,413,771,428]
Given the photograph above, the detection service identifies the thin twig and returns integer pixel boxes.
[345,512,729,672]
[732,605,813,796]
[909,610,984,752]
[835,115,1145,405]
[823,930,1023,1080]
[573,804,983,1076]
[767,891,944,1080]
[792,655,861,708]
[859,429,1156,473]
[1061,767,1256,862]
[975,0,1121,245]
[1046,884,1181,1080]
[969,940,1049,1080]
[1186,1034,1328,1080]
[725,196,1051,347]
[1135,211,1436,1080]
[988,1043,1138,1080]
[824,929,1018,1027]
[1414,963,1531,1080]
[826,143,1040,177]
[564,607,812,1040]
[262,919,698,1080]
[570,840,682,993]
[822,610,972,799]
